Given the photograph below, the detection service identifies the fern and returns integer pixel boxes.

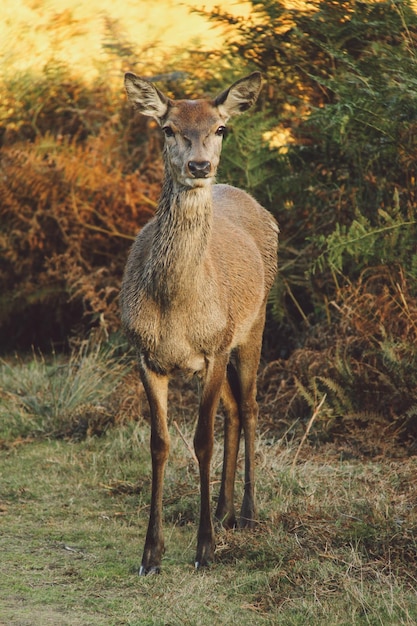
[315,376,353,416]
[294,377,317,412]
[313,201,417,278]
[218,111,286,208]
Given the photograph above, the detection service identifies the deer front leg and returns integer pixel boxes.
[138,360,170,575]
[194,354,228,568]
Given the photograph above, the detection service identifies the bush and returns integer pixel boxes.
[204,0,417,433]
[0,62,164,350]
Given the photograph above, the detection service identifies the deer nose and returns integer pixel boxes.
[188,160,211,178]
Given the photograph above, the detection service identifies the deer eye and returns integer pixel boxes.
[215,126,227,137]
[162,126,175,137]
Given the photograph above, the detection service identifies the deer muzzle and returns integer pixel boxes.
[188,160,212,179]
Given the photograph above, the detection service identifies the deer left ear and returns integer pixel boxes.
[215,72,263,119]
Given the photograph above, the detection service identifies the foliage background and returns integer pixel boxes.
[1,0,417,449]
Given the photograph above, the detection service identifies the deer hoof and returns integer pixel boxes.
[194,560,211,571]
[139,565,161,576]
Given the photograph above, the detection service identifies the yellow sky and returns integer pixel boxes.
[0,0,252,79]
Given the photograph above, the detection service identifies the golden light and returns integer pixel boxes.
[0,0,251,80]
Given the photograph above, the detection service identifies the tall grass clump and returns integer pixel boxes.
[0,342,131,441]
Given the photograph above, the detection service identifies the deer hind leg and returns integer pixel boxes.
[236,308,267,529]
[215,362,242,529]
[138,360,170,575]
[194,353,228,568]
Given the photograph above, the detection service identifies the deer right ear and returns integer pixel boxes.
[124,73,169,121]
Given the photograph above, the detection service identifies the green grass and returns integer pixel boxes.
[1,354,417,625]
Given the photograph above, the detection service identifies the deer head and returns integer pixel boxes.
[124,72,263,188]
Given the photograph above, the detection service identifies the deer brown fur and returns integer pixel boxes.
[121,72,278,574]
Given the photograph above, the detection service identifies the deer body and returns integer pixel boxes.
[121,72,278,574]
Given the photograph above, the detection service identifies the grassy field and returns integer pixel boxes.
[1,349,417,625]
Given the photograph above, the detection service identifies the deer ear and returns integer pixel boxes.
[124,73,169,121]
[214,72,263,119]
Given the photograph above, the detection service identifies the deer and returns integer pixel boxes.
[121,71,278,575]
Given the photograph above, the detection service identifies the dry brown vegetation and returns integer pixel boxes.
[258,265,417,456]
[0,80,163,347]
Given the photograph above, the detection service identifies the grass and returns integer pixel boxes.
[0,342,130,440]
[1,351,417,625]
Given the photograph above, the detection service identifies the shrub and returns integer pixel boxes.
[0,61,165,350]
[204,0,417,436]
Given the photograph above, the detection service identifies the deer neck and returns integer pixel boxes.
[146,176,213,305]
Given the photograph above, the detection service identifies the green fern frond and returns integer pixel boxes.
[294,377,317,411]
[315,376,353,414]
